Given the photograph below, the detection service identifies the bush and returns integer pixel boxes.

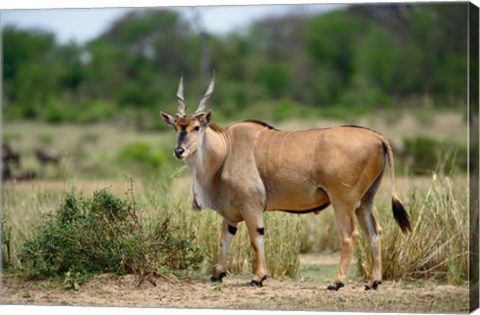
[272,99,301,123]
[45,103,68,123]
[256,62,291,99]
[401,136,467,175]
[19,188,203,285]
[75,100,116,124]
[118,142,166,172]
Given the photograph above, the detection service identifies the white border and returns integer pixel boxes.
[0,1,477,315]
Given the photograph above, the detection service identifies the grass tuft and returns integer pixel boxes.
[356,174,468,284]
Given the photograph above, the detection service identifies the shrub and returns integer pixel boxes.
[18,188,203,285]
[272,99,301,123]
[45,103,68,123]
[256,62,291,99]
[401,136,468,175]
[118,142,166,172]
[75,100,115,123]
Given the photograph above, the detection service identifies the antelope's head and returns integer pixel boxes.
[160,73,215,160]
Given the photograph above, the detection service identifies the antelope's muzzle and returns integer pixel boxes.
[174,147,185,159]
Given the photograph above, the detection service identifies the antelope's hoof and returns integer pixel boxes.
[210,272,226,282]
[249,275,268,287]
[365,280,382,291]
[326,282,344,291]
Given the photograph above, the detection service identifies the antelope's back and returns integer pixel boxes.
[251,124,387,211]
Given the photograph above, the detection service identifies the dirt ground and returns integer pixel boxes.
[1,254,470,313]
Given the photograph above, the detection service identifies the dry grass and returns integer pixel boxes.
[142,172,303,277]
[2,171,469,285]
[356,174,468,285]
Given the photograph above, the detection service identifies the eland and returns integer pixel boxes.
[160,74,411,290]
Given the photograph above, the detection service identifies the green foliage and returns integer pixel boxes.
[3,27,56,107]
[63,270,86,290]
[400,136,468,175]
[118,142,166,172]
[256,62,291,99]
[304,11,366,98]
[18,189,203,284]
[44,102,69,124]
[44,101,117,124]
[3,4,469,123]
[272,99,302,122]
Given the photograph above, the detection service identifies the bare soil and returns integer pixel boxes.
[1,254,469,313]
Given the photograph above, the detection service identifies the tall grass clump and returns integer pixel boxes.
[1,211,12,269]
[18,188,203,286]
[263,212,303,277]
[194,211,303,278]
[2,185,65,268]
[356,174,468,284]
[299,210,341,253]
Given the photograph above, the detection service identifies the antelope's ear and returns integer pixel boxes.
[160,112,175,127]
[195,110,212,126]
[204,110,212,124]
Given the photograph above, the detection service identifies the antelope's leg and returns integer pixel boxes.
[356,202,383,290]
[211,219,237,282]
[244,212,268,286]
[328,202,359,291]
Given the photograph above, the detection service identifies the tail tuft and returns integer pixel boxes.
[392,197,411,234]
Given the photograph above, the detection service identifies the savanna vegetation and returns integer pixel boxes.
[1,2,476,312]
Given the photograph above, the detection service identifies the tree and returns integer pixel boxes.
[3,27,57,114]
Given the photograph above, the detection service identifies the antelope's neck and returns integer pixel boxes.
[187,126,227,180]
[185,126,227,211]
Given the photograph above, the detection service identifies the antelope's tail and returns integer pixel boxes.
[382,139,412,234]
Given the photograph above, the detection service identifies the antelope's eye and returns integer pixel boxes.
[193,126,200,132]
